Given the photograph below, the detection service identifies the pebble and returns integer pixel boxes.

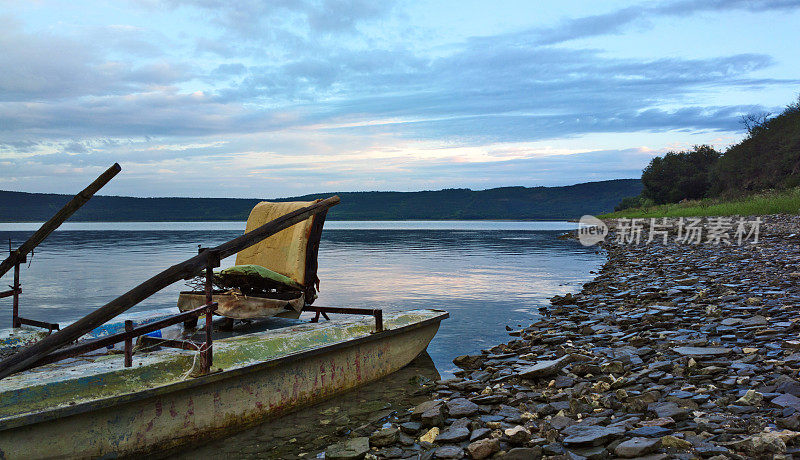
[320,216,800,459]
[466,438,500,459]
[504,425,531,445]
[419,427,439,444]
[368,426,399,447]
[614,437,660,457]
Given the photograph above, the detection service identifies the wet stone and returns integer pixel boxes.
[435,426,469,443]
[421,405,445,427]
[614,437,660,458]
[673,346,732,357]
[466,438,500,459]
[504,425,531,445]
[378,446,404,458]
[412,401,442,420]
[562,425,625,446]
[470,427,491,442]
[369,427,400,447]
[503,446,543,459]
[433,445,464,459]
[567,445,609,460]
[772,393,800,411]
[325,437,370,460]
[399,421,422,434]
[517,355,571,379]
[629,426,673,437]
[447,398,480,417]
[660,435,692,450]
[649,402,687,421]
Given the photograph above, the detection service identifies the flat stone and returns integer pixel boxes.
[615,437,660,458]
[504,447,544,459]
[453,354,486,370]
[436,426,469,443]
[466,438,500,459]
[412,400,441,419]
[562,425,625,446]
[638,417,675,427]
[419,427,439,444]
[660,435,692,450]
[735,389,763,406]
[742,315,768,326]
[377,446,404,458]
[776,381,800,396]
[517,355,571,379]
[630,426,672,437]
[399,421,421,434]
[673,346,731,357]
[421,405,445,427]
[567,445,608,459]
[504,425,531,445]
[434,445,464,459]
[549,415,574,430]
[649,402,687,421]
[772,394,800,411]
[325,437,370,460]
[369,427,400,447]
[470,427,492,442]
[729,432,787,455]
[447,398,480,417]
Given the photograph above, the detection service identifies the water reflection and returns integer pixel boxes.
[167,352,441,460]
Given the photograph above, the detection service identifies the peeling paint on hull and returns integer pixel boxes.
[0,310,446,459]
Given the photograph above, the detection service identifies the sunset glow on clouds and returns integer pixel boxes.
[1,0,799,197]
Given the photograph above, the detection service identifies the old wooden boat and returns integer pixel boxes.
[0,308,448,458]
[0,189,448,458]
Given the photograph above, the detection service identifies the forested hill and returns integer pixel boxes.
[0,179,642,222]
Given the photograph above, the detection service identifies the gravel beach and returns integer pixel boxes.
[324,215,800,459]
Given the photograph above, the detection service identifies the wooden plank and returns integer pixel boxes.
[0,196,340,379]
[0,163,121,278]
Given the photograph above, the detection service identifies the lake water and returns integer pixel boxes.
[0,221,604,457]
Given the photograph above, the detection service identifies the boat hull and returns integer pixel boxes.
[0,311,445,459]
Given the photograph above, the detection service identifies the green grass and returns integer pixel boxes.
[600,187,800,218]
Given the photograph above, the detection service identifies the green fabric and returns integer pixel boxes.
[217,264,302,289]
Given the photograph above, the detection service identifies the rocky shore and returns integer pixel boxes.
[324,215,800,459]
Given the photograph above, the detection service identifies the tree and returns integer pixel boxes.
[641,145,721,204]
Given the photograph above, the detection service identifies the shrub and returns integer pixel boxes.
[614,195,653,211]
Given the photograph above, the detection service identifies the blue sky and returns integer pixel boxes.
[1,0,798,198]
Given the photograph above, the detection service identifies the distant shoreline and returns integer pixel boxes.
[0,179,642,223]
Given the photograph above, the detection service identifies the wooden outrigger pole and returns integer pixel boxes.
[0,163,121,331]
[0,163,122,279]
[0,196,340,380]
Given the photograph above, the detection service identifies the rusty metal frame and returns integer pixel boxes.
[303,305,384,333]
[21,249,222,374]
[1,249,59,333]
[26,303,218,371]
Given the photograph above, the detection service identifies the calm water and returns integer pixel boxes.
[0,221,603,457]
[0,221,601,374]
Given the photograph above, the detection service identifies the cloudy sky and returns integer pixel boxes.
[1,0,798,198]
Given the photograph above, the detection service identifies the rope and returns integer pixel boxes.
[180,341,209,380]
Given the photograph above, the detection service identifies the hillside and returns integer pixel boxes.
[0,179,642,222]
